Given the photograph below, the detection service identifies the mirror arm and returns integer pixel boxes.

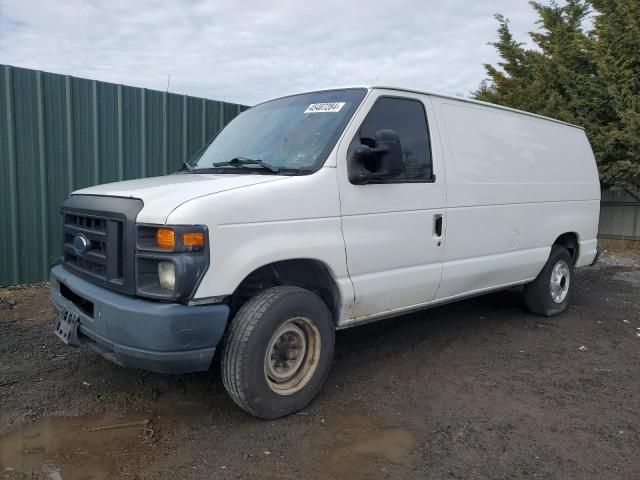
[351,171,370,185]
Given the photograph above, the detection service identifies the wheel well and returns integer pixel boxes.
[229,259,341,325]
[553,233,579,262]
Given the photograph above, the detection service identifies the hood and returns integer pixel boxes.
[72,173,289,223]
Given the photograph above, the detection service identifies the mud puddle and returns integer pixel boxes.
[0,411,155,479]
[318,414,417,477]
[331,415,415,463]
[346,428,415,463]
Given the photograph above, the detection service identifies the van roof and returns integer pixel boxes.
[368,85,584,130]
[262,85,583,131]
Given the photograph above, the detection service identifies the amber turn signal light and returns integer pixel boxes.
[182,231,205,248]
[156,228,175,250]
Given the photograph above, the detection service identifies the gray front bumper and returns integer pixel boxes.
[50,265,229,374]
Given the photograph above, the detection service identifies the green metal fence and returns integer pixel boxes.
[0,65,247,286]
[599,189,640,241]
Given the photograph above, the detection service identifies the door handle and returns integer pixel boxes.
[434,214,443,238]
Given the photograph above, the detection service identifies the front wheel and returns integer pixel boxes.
[524,245,574,317]
[221,286,335,419]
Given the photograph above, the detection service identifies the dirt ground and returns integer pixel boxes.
[1,251,640,480]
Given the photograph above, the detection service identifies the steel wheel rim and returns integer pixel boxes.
[550,259,570,304]
[264,316,321,396]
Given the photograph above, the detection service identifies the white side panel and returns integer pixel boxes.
[429,96,601,301]
[436,200,600,300]
[437,100,601,207]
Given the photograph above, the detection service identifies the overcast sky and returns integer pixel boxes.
[0,0,539,106]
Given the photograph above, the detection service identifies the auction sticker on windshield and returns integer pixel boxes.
[304,102,345,114]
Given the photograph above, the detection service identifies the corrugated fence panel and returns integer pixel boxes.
[122,86,142,180]
[98,81,120,184]
[0,64,247,286]
[204,100,222,141]
[71,76,97,190]
[599,189,640,240]
[0,66,19,285]
[599,205,637,237]
[145,89,165,177]
[598,192,640,240]
[166,92,185,173]
[42,72,73,277]
[13,67,47,283]
[186,96,203,161]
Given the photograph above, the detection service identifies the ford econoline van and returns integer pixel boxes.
[50,87,601,418]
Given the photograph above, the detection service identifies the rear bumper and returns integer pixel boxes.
[50,265,229,374]
[590,246,602,266]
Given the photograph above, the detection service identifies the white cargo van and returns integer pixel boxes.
[50,87,601,418]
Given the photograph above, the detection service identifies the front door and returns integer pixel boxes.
[336,91,446,321]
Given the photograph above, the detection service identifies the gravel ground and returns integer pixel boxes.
[1,251,639,480]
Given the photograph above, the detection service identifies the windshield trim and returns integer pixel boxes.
[188,88,368,176]
[249,87,368,110]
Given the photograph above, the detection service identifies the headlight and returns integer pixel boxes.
[158,261,176,291]
[135,224,209,302]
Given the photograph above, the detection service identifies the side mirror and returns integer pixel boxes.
[348,129,404,184]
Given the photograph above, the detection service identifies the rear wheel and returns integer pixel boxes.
[524,245,574,317]
[221,286,335,419]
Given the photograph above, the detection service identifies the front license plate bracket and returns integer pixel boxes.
[54,308,80,346]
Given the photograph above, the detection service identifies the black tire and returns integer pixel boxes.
[524,245,574,317]
[221,286,335,419]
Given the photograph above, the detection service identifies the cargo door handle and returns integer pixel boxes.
[434,214,443,237]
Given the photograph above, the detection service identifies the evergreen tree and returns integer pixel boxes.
[476,0,639,190]
[591,0,640,189]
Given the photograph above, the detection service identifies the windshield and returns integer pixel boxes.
[189,88,367,174]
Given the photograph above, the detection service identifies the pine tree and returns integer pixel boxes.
[475,0,639,189]
[591,0,640,189]
[475,14,541,110]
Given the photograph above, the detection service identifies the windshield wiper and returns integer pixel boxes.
[211,157,280,173]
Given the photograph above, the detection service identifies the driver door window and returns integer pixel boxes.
[351,96,433,181]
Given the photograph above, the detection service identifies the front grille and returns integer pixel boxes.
[60,195,143,295]
[63,213,123,284]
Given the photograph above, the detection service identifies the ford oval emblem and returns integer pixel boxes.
[73,233,91,255]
